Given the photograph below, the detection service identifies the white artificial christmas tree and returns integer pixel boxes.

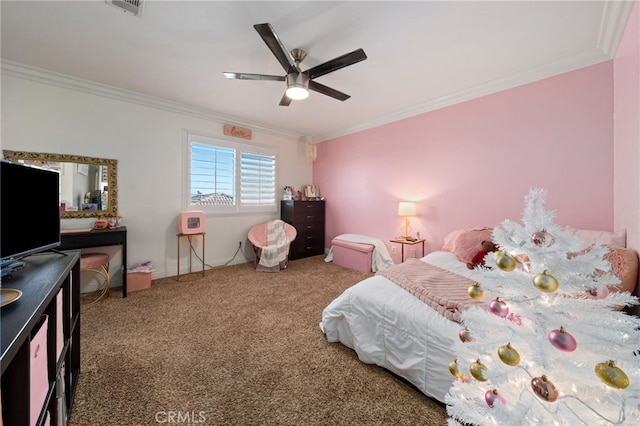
[446,188,640,425]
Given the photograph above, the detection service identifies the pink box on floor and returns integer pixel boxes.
[331,238,374,272]
[128,272,152,292]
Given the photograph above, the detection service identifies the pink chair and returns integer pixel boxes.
[248,222,297,268]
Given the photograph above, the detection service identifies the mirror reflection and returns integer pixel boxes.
[2,150,118,219]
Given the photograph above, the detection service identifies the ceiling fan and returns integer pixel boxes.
[224,23,367,106]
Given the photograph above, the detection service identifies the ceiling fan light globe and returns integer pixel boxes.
[286,73,310,100]
[286,86,309,100]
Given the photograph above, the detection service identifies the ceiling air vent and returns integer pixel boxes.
[105,0,143,16]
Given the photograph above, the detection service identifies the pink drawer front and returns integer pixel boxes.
[30,315,49,425]
[56,290,64,362]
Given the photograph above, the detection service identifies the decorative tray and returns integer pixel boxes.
[0,288,23,307]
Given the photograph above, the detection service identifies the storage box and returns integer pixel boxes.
[128,272,152,292]
[56,290,63,362]
[30,315,49,426]
[331,238,374,273]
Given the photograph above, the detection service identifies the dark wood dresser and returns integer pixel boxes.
[281,200,325,260]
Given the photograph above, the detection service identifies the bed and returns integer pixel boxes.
[320,227,639,404]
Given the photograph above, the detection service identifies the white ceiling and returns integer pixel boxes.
[0,1,632,142]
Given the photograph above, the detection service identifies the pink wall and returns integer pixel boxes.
[314,62,615,262]
[613,1,640,306]
[614,1,640,251]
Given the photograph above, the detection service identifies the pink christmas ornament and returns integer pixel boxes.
[489,298,509,317]
[531,229,554,246]
[548,327,577,352]
[531,376,559,402]
[485,389,506,408]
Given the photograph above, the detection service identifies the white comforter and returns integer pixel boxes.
[320,251,480,403]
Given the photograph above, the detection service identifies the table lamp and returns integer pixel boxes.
[398,202,416,239]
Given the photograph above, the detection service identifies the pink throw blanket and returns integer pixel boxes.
[377,258,483,323]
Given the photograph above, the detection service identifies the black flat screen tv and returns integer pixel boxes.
[1,159,61,264]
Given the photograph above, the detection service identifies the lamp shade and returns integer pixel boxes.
[398,202,416,216]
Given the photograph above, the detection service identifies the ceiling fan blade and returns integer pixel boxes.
[223,72,285,81]
[279,92,292,107]
[309,80,350,101]
[305,48,367,80]
[253,23,297,73]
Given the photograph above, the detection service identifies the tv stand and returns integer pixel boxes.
[1,251,81,424]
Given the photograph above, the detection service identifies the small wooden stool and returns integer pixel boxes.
[80,253,110,306]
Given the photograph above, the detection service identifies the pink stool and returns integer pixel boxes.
[80,253,110,306]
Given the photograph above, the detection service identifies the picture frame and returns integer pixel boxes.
[304,185,320,199]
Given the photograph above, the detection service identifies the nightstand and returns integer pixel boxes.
[390,238,425,262]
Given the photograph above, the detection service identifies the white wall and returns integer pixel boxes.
[1,72,312,283]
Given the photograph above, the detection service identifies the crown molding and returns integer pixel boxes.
[4,0,631,147]
[316,48,612,143]
[1,60,305,141]
[314,1,633,143]
[597,0,635,58]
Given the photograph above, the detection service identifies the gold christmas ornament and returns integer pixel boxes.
[496,251,517,271]
[470,360,488,382]
[448,359,462,378]
[498,343,521,366]
[467,283,484,300]
[533,270,559,293]
[531,375,559,402]
[595,360,630,389]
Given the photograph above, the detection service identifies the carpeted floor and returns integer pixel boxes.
[69,255,448,425]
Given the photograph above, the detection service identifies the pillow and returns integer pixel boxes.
[567,227,626,248]
[442,228,493,263]
[606,246,639,294]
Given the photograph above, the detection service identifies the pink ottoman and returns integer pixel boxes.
[331,238,374,272]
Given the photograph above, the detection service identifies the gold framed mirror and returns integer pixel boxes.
[3,150,118,219]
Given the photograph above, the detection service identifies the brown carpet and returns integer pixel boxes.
[69,255,448,425]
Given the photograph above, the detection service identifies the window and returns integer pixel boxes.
[187,132,277,214]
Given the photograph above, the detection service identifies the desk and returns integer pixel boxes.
[59,227,128,297]
[390,238,425,262]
